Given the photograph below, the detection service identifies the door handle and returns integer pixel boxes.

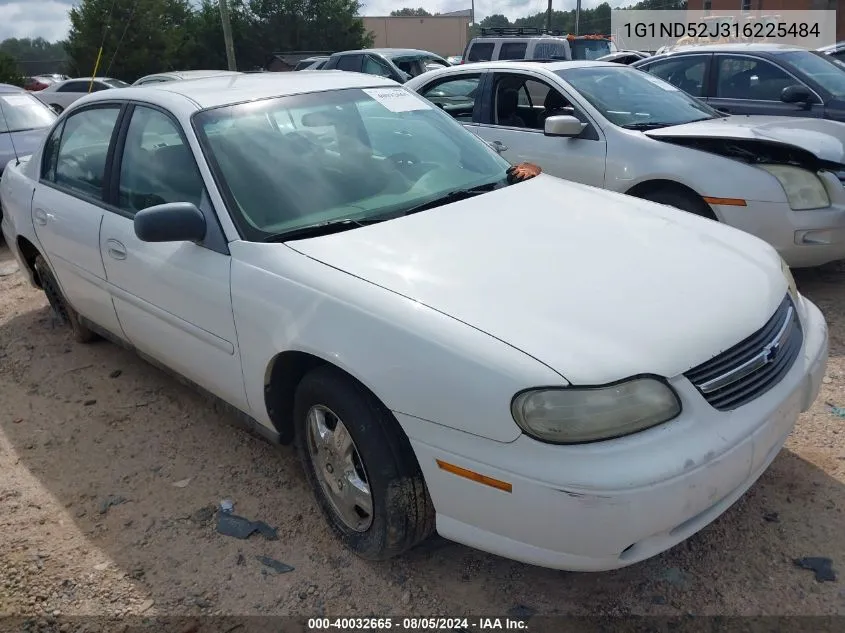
[106,239,126,260]
[33,208,48,226]
[490,140,508,153]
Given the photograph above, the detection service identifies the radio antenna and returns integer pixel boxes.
[0,96,20,166]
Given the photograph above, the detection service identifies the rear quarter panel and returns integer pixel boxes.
[1,157,40,285]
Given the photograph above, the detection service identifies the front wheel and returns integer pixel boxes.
[293,366,435,560]
[639,188,717,221]
[33,255,97,344]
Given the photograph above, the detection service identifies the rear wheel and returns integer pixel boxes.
[293,366,435,560]
[33,255,97,344]
[639,187,717,221]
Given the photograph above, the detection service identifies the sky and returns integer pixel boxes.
[0,0,629,44]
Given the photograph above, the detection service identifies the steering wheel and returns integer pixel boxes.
[388,152,421,170]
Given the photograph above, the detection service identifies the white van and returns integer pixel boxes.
[462,27,616,63]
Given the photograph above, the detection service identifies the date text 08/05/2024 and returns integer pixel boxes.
[307,618,529,630]
[622,21,821,40]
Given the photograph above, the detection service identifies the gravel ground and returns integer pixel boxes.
[0,242,843,621]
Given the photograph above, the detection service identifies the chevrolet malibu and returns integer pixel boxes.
[0,71,829,571]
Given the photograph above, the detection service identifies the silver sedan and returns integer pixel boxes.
[406,61,845,268]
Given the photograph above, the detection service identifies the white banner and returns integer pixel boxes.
[610,10,837,52]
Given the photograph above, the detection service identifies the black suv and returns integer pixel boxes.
[632,43,845,122]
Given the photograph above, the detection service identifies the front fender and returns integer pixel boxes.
[229,241,563,444]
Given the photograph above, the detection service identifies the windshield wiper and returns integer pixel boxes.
[621,122,678,130]
[264,217,383,242]
[401,180,504,217]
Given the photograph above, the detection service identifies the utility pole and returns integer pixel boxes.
[546,0,552,32]
[575,0,581,35]
[218,0,237,71]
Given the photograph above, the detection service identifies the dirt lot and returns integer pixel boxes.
[0,242,843,620]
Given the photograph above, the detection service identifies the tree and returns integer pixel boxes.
[0,52,23,87]
[479,14,510,29]
[390,8,432,16]
[0,38,67,76]
[65,0,196,82]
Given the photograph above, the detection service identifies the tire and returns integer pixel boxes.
[293,366,435,560]
[33,255,97,344]
[640,188,717,220]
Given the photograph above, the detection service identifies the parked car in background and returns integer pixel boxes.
[463,27,617,63]
[294,56,330,71]
[133,70,241,85]
[818,41,845,62]
[24,75,68,92]
[0,72,828,572]
[407,60,845,268]
[323,48,449,83]
[34,77,129,113]
[632,44,845,121]
[597,50,650,65]
[0,84,56,222]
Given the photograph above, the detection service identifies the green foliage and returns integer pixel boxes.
[0,52,24,87]
[0,38,66,76]
[390,8,432,17]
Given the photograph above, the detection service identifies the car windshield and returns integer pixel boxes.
[775,50,845,98]
[103,79,130,89]
[556,66,720,128]
[570,39,616,61]
[193,86,511,240]
[0,92,56,133]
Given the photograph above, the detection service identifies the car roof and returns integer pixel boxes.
[83,70,398,110]
[143,70,241,80]
[428,60,619,72]
[335,48,441,58]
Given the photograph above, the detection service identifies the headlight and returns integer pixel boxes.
[781,256,798,302]
[759,164,829,210]
[510,377,681,444]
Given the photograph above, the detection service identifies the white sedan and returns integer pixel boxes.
[34,76,130,113]
[406,61,845,268]
[0,71,828,571]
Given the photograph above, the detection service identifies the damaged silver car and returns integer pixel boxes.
[406,61,845,268]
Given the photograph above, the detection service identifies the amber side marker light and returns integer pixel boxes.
[703,196,747,207]
[436,459,513,493]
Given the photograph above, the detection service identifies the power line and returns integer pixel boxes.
[104,0,139,77]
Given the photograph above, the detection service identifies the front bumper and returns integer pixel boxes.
[712,198,845,269]
[405,297,828,571]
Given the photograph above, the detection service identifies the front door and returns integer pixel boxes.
[99,103,248,410]
[33,103,125,336]
[474,71,606,187]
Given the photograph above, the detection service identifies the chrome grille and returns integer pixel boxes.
[684,295,803,411]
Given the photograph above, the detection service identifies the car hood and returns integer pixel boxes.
[287,176,787,385]
[0,128,49,171]
[646,116,845,168]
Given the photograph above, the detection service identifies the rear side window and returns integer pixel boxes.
[532,41,569,60]
[467,43,494,62]
[57,81,87,93]
[645,56,708,97]
[500,42,527,60]
[335,55,363,72]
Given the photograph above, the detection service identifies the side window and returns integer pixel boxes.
[833,51,845,62]
[41,121,65,182]
[363,55,392,78]
[532,41,568,60]
[91,82,111,92]
[417,75,481,122]
[493,75,584,131]
[467,43,494,62]
[336,55,363,72]
[51,106,120,198]
[645,56,708,97]
[57,81,85,93]
[500,42,527,61]
[117,106,204,214]
[715,55,795,100]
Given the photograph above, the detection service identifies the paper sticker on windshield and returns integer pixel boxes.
[363,88,431,112]
[641,74,679,91]
[1,95,33,107]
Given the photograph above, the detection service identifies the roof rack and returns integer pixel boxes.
[480,27,567,37]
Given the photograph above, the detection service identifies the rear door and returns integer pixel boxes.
[33,102,125,336]
[709,54,824,117]
[638,54,712,103]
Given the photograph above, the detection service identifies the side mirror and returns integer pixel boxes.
[134,202,206,243]
[781,84,814,104]
[544,115,588,138]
